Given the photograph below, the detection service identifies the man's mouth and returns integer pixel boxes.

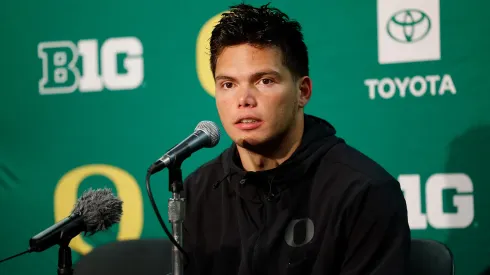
[238,119,259,123]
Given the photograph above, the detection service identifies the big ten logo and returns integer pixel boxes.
[54,164,143,255]
[196,12,226,97]
[38,37,144,95]
[399,173,474,230]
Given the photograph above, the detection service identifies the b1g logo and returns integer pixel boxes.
[400,173,474,230]
[38,36,144,95]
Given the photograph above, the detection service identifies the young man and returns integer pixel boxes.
[182,3,410,275]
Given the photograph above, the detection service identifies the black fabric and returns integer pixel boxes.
[182,113,411,275]
[73,239,172,275]
[408,239,454,275]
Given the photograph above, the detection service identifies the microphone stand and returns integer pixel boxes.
[57,239,73,275]
[168,163,186,275]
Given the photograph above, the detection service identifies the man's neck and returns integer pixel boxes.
[236,115,304,172]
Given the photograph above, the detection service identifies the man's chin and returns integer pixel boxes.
[235,137,264,148]
[234,136,275,153]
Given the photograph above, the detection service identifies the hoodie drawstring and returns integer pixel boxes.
[213,170,238,189]
[265,174,277,201]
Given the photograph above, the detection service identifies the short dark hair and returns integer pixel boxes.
[210,3,309,79]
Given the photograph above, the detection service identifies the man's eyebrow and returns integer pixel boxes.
[250,70,282,79]
[215,75,236,81]
[215,70,282,81]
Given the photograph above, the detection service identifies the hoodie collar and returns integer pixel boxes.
[217,114,342,200]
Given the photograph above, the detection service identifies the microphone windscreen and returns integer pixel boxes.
[195,121,220,147]
[72,188,123,235]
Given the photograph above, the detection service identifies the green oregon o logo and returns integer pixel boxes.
[386,9,431,43]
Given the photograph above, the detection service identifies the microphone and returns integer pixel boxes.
[148,120,220,175]
[145,121,219,275]
[0,188,122,266]
[29,187,123,252]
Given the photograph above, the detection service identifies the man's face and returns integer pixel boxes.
[214,44,303,148]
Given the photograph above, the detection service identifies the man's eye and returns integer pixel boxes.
[261,79,274,85]
[222,82,234,89]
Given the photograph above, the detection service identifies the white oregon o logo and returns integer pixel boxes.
[284,218,315,247]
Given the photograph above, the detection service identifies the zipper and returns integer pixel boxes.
[251,229,262,274]
[251,176,275,274]
[251,199,268,275]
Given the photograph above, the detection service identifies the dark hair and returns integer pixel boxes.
[210,3,309,79]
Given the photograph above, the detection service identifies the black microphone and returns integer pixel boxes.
[0,188,122,265]
[148,120,220,175]
[29,187,123,252]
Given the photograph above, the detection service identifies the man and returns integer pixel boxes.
[182,3,410,275]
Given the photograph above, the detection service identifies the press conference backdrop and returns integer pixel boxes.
[0,0,488,274]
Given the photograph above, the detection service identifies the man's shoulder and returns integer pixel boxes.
[316,141,406,213]
[321,141,397,184]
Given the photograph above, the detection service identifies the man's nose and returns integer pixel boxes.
[237,86,258,108]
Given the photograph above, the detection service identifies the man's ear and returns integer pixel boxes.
[297,76,312,107]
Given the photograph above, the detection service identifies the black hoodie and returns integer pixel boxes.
[182,114,410,275]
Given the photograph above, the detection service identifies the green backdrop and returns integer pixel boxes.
[1,0,489,274]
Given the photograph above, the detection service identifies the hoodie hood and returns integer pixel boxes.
[217,114,344,200]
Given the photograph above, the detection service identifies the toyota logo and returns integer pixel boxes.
[386,9,431,43]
